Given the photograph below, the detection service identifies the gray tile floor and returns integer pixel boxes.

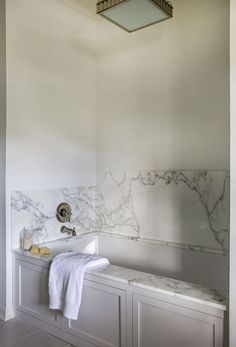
[0,318,74,347]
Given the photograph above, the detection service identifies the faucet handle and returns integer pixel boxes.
[56,203,72,223]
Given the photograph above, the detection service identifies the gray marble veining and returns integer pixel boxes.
[92,265,226,311]
[98,231,228,255]
[96,170,229,254]
[11,170,230,255]
[13,246,226,311]
[11,187,97,248]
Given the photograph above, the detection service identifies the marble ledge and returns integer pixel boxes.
[39,231,98,246]
[91,265,227,312]
[99,232,228,256]
[13,248,54,263]
[13,249,227,312]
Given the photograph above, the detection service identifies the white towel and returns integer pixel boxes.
[49,252,110,320]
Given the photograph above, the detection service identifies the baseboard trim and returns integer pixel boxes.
[5,306,15,321]
[0,305,5,320]
[0,305,15,321]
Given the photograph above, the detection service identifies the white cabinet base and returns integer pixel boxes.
[133,293,223,347]
[15,260,60,328]
[14,255,225,347]
[66,280,127,347]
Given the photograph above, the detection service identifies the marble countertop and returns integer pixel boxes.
[13,232,98,262]
[13,248,226,312]
[92,265,226,311]
[14,248,55,262]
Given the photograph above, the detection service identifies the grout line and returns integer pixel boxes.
[4,331,36,347]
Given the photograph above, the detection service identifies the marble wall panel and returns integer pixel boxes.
[96,171,229,254]
[11,186,96,248]
[11,170,229,255]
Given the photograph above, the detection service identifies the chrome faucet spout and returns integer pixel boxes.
[61,226,76,236]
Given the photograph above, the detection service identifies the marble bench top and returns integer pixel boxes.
[92,264,227,311]
[13,248,227,312]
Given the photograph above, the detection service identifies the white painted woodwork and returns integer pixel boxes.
[15,259,60,327]
[133,293,223,347]
[66,280,127,347]
[14,255,225,347]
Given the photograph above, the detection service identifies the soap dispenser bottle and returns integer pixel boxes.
[20,227,33,251]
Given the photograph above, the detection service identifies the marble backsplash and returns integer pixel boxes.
[11,186,97,248]
[11,170,230,254]
[96,170,230,255]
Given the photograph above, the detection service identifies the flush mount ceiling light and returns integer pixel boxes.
[96,0,173,33]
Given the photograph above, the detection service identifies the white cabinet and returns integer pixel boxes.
[65,280,127,347]
[133,293,223,347]
[14,255,225,347]
[15,259,61,328]
[15,257,127,347]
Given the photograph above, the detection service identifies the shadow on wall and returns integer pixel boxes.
[96,170,229,295]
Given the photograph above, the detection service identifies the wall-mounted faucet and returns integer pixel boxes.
[61,226,76,236]
[56,203,76,236]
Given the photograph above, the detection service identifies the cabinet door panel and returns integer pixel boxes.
[66,280,127,347]
[16,260,60,327]
[133,294,223,347]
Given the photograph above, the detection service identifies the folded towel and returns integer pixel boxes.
[48,252,110,320]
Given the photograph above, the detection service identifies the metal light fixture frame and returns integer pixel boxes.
[96,0,173,33]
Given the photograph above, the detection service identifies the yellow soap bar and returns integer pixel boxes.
[39,247,51,255]
[30,245,40,254]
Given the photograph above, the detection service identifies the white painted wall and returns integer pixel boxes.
[0,0,6,319]
[2,0,230,326]
[6,0,97,191]
[96,2,230,342]
[5,0,97,318]
[96,0,230,178]
[230,0,236,345]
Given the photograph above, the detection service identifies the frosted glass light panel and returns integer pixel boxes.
[96,0,173,32]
